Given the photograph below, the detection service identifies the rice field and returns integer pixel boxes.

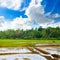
[0,39,60,47]
[0,39,60,60]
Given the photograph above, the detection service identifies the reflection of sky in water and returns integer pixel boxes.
[0,54,46,60]
[0,48,31,54]
[0,48,46,60]
[46,48,60,55]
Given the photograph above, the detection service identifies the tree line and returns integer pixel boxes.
[0,27,60,40]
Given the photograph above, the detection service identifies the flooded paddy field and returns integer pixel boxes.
[0,47,46,60]
[0,48,31,54]
[35,44,60,60]
[0,54,46,60]
[44,47,60,55]
[0,45,60,60]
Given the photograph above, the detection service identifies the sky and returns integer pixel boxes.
[0,0,60,31]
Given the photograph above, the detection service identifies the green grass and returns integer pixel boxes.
[0,39,60,47]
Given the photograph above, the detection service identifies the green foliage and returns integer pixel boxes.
[0,27,60,39]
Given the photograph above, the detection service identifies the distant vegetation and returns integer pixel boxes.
[0,27,60,40]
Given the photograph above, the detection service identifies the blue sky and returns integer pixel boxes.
[0,0,31,20]
[42,0,60,13]
[0,0,60,30]
[0,7,27,20]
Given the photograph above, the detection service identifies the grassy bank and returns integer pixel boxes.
[0,39,60,47]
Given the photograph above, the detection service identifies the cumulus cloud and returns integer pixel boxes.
[0,16,59,31]
[52,14,60,18]
[39,21,60,28]
[11,17,32,30]
[0,16,5,26]
[45,12,60,19]
[25,0,54,25]
[0,0,23,10]
[0,0,59,31]
[0,16,8,31]
[46,22,60,28]
[0,16,32,31]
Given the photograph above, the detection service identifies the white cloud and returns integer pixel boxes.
[42,22,60,28]
[47,22,60,28]
[0,0,23,10]
[0,0,60,31]
[0,16,8,31]
[25,0,54,25]
[0,16,32,31]
[52,14,60,18]
[45,12,60,19]
[0,15,59,31]
[11,17,32,30]
[38,21,60,28]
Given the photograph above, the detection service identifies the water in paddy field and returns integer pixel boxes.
[0,48,31,54]
[0,48,46,60]
[0,54,46,60]
[0,47,60,60]
[44,47,60,55]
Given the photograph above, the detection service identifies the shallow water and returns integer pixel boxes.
[0,54,46,60]
[0,48,31,54]
[0,47,60,60]
[45,47,60,55]
[0,48,46,60]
